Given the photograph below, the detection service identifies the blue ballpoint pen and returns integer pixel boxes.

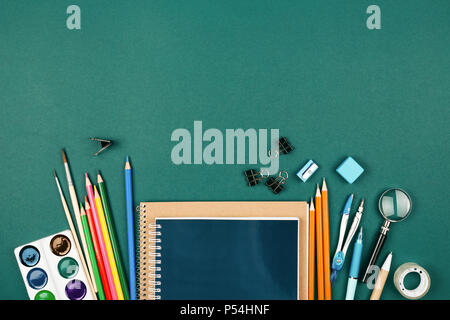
[345,227,363,300]
[330,194,353,282]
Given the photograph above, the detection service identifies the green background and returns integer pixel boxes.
[1,0,449,300]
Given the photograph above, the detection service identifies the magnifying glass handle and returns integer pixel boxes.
[361,221,390,283]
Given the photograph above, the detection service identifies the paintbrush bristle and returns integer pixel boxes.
[62,149,67,163]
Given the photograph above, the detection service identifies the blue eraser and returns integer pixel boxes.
[336,157,364,184]
[296,160,319,182]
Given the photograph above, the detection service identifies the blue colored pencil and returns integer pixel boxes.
[125,156,136,300]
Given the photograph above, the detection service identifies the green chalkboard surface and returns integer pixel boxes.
[0,0,449,300]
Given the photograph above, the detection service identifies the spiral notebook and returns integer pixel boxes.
[137,202,308,300]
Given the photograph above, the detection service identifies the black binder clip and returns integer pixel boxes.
[265,171,288,194]
[244,169,269,186]
[268,137,294,158]
[90,137,112,156]
[279,137,294,154]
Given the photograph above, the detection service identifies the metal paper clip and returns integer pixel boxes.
[90,138,112,156]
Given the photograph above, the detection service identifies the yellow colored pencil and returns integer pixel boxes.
[94,186,124,300]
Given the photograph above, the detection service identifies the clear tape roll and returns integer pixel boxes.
[393,262,430,299]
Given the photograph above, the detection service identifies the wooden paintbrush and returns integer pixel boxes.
[61,149,97,293]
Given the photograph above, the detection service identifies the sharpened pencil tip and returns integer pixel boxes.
[382,252,393,270]
[125,157,132,169]
[85,173,91,185]
[53,170,57,178]
[97,171,103,183]
[322,178,328,191]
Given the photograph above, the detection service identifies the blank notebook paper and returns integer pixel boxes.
[137,202,309,300]
[157,218,298,300]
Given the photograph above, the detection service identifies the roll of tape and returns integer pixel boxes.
[393,262,431,299]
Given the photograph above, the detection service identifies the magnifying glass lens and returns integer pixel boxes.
[379,189,412,222]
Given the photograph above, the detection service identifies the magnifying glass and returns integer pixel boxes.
[361,188,412,283]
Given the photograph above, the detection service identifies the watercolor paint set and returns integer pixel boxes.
[14,229,95,300]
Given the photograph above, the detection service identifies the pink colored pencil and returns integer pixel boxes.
[85,173,118,300]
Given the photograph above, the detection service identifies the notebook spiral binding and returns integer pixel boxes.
[137,203,162,300]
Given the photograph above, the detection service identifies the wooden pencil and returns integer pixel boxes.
[61,150,97,293]
[86,173,118,300]
[322,178,332,300]
[97,172,130,300]
[308,198,315,300]
[53,171,97,300]
[85,197,112,300]
[80,203,106,300]
[370,252,392,300]
[315,184,324,300]
[94,186,124,300]
[125,156,136,300]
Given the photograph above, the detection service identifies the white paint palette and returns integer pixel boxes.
[14,229,94,300]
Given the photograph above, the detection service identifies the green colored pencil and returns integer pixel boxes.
[80,203,106,300]
[97,172,130,300]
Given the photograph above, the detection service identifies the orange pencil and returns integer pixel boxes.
[322,178,332,300]
[308,198,315,300]
[315,185,324,300]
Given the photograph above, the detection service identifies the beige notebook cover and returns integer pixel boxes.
[137,201,308,300]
